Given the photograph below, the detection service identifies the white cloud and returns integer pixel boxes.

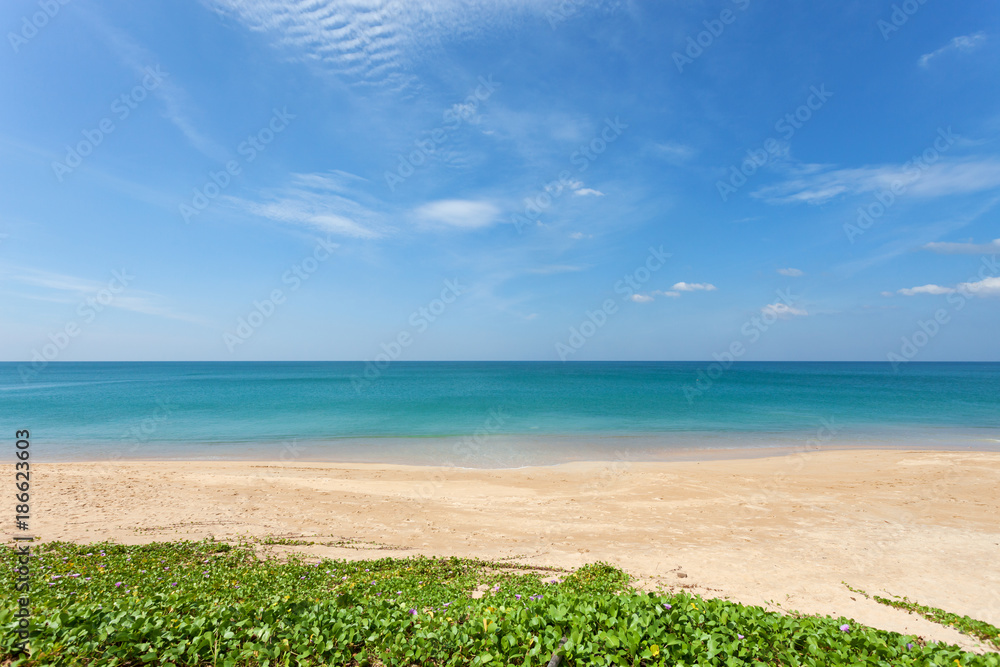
[919,32,987,68]
[922,238,1000,254]
[894,276,1000,297]
[573,188,605,197]
[415,199,500,229]
[672,282,717,292]
[897,284,955,296]
[226,172,383,238]
[201,0,606,89]
[630,293,654,303]
[777,268,803,277]
[752,158,1000,205]
[569,232,593,240]
[761,302,808,318]
[880,291,895,297]
[652,290,680,298]
[956,276,1000,297]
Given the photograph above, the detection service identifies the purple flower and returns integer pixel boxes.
[115,582,122,587]
[171,582,178,587]
[409,608,417,615]
[515,594,522,600]
[737,634,744,639]
[663,603,672,610]
[443,602,451,607]
[906,643,913,650]
[839,624,850,632]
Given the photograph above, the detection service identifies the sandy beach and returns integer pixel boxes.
[28,449,1000,652]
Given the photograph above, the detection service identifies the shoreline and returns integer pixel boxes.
[35,436,1000,471]
[22,449,1000,652]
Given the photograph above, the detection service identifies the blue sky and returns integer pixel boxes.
[1,0,999,362]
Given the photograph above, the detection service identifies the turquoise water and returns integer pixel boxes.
[2,362,998,466]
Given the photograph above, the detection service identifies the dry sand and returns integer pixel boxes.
[26,449,1000,652]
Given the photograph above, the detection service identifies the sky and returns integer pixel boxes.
[1,0,999,362]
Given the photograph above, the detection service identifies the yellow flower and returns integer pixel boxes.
[650,645,660,657]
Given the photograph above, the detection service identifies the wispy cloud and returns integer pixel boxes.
[761,302,807,318]
[1,266,200,323]
[647,142,696,164]
[226,172,385,238]
[525,264,586,275]
[777,267,803,277]
[630,283,715,302]
[201,0,606,89]
[672,282,716,292]
[893,277,1000,297]
[752,158,1000,205]
[896,284,955,296]
[573,188,605,197]
[919,32,987,68]
[922,238,1000,254]
[414,199,500,230]
[89,16,229,161]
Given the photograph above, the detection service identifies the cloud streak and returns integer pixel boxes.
[753,158,1000,205]
[922,238,1000,254]
[226,172,385,238]
[919,32,987,68]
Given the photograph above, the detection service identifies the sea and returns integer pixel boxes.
[2,361,998,467]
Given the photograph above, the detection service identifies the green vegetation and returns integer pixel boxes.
[2,541,998,666]
[845,583,1000,652]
